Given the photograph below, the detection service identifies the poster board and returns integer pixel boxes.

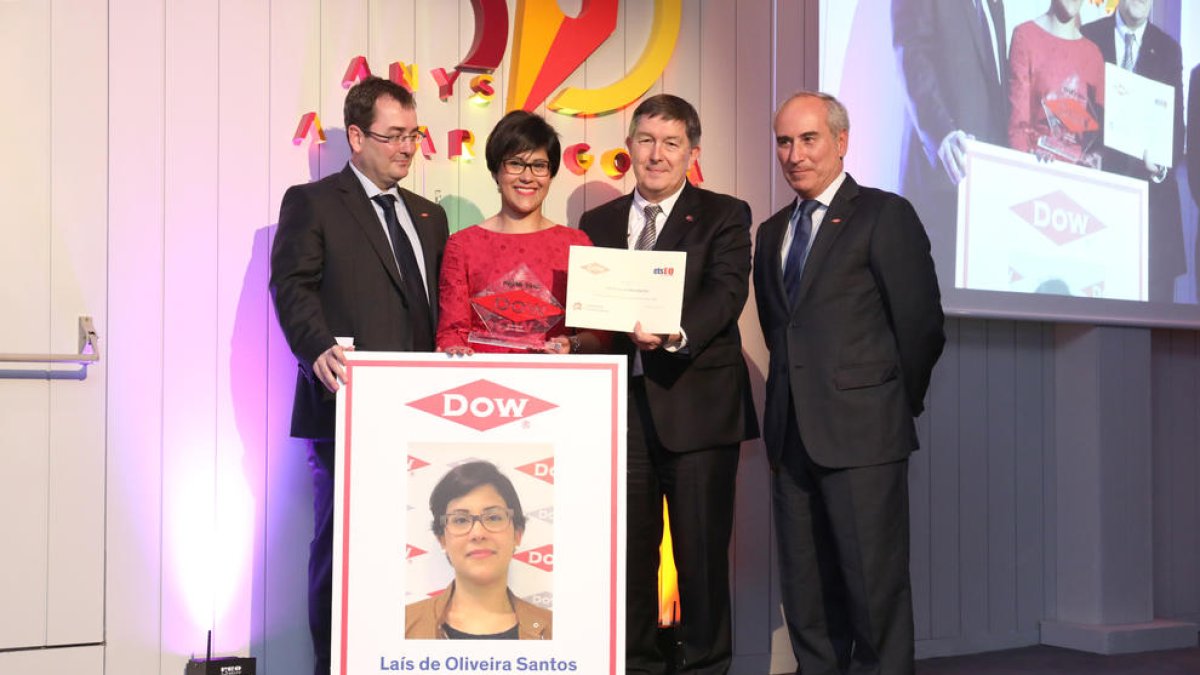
[332,353,626,674]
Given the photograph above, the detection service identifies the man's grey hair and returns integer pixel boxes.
[778,91,850,136]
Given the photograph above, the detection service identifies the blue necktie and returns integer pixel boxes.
[372,194,434,348]
[1122,31,1136,71]
[783,199,820,306]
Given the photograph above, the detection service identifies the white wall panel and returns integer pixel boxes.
[546,0,587,228]
[106,0,167,671]
[264,0,326,672]
[580,0,632,215]
[421,0,479,227]
[0,0,51,650]
[320,0,369,181]
[217,0,272,662]
[45,0,108,646]
[160,0,221,669]
[731,0,775,667]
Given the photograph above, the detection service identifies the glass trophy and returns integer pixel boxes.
[1037,75,1100,165]
[468,263,564,350]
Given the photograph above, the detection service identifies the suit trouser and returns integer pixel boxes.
[626,377,740,675]
[309,439,336,675]
[773,411,913,675]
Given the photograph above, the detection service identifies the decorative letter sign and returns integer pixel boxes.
[564,143,594,175]
[549,0,682,116]
[469,74,496,106]
[292,112,326,145]
[506,0,619,112]
[341,56,371,89]
[600,148,631,178]
[430,68,460,101]
[459,0,510,72]
[389,61,419,93]
[449,129,476,161]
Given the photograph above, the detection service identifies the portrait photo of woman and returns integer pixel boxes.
[405,460,552,640]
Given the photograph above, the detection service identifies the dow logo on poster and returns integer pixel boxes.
[516,457,555,484]
[514,544,555,572]
[407,379,558,431]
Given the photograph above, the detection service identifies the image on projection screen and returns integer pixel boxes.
[820,0,1200,328]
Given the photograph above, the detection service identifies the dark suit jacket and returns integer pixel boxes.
[893,0,1009,200]
[754,175,945,469]
[270,163,449,439]
[1082,15,1187,288]
[579,182,759,452]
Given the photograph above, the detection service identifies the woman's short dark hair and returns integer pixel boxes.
[429,461,527,536]
[484,110,561,178]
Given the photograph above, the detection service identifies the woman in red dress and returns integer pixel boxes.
[1008,0,1105,167]
[436,110,600,355]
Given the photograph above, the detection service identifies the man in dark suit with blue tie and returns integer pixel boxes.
[755,92,944,674]
[270,76,448,675]
[1082,0,1187,302]
[579,94,758,675]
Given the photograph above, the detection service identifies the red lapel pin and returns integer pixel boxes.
[420,212,429,217]
[831,218,842,224]
[685,214,694,222]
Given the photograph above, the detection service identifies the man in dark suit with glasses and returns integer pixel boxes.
[270,76,448,675]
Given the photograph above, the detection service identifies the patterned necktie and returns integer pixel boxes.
[782,199,820,306]
[635,204,662,250]
[1122,31,1136,71]
[371,194,434,349]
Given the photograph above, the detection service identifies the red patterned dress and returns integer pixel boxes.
[1007,20,1106,163]
[436,224,594,353]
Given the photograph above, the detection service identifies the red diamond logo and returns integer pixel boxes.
[407,455,430,472]
[1010,190,1106,245]
[407,379,557,431]
[515,457,555,484]
[406,544,427,560]
[513,544,554,572]
[473,289,564,322]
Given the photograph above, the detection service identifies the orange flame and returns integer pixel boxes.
[658,499,680,626]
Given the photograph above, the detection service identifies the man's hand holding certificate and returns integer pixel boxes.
[564,245,686,333]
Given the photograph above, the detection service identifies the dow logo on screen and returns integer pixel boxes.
[1010,191,1108,246]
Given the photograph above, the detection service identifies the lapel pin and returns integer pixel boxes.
[831,218,842,224]
[685,214,694,222]
[420,212,429,217]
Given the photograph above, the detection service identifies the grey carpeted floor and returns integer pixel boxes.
[917,644,1200,674]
